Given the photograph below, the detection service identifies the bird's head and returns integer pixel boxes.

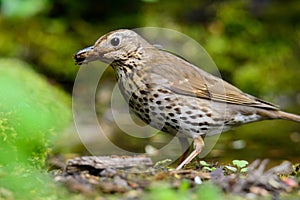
[74,29,150,65]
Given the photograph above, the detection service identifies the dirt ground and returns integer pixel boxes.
[51,155,300,199]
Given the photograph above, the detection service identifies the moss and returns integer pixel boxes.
[0,58,71,167]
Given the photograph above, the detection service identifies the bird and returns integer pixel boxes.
[74,29,300,170]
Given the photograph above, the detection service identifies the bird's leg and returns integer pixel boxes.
[178,137,191,164]
[176,136,204,170]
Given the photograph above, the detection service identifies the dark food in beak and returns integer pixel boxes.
[73,46,94,65]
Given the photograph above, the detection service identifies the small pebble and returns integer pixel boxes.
[114,175,129,188]
[194,176,202,185]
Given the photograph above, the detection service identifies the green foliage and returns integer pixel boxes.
[232,160,248,169]
[146,183,181,200]
[225,165,238,173]
[0,58,71,167]
[199,160,216,171]
[154,158,172,168]
[225,160,249,173]
[0,167,68,200]
[203,0,300,99]
[0,58,71,198]
[0,18,80,80]
[195,183,222,200]
[146,181,222,200]
[1,0,49,18]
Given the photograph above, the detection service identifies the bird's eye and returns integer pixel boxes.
[110,37,120,46]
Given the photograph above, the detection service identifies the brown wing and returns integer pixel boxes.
[147,49,279,110]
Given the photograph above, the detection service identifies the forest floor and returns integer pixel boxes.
[51,155,300,200]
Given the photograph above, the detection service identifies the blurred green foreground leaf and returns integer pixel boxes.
[0,58,72,199]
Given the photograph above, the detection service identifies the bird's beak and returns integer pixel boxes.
[73,46,100,65]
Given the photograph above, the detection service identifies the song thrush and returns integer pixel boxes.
[74,29,300,170]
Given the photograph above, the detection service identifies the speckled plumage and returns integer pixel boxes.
[74,29,300,170]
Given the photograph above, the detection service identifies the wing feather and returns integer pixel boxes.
[147,48,279,110]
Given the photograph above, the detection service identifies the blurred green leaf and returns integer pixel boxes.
[225,166,237,172]
[1,0,49,18]
[0,58,71,167]
[0,58,72,199]
[195,183,222,200]
[200,160,209,166]
[232,160,248,168]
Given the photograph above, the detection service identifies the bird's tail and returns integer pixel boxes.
[276,111,300,122]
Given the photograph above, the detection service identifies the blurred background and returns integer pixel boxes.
[1,0,300,192]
